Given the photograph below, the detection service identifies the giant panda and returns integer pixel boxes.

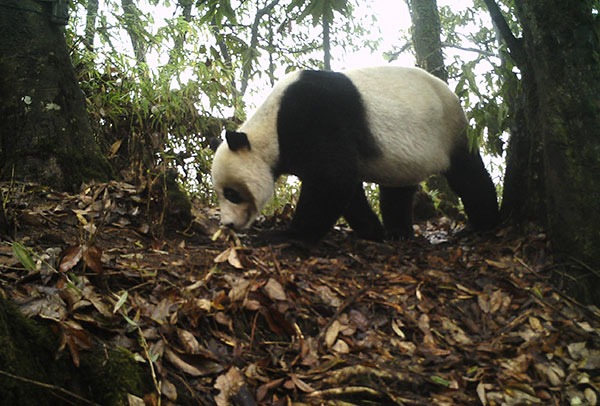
[211,66,500,242]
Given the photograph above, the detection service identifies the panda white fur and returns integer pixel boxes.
[211,66,499,242]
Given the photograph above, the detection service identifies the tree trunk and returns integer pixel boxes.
[121,0,147,67]
[407,0,447,81]
[483,0,547,227]
[517,0,600,300]
[0,0,111,191]
[168,0,194,67]
[84,0,99,51]
[407,0,459,216]
[323,16,331,70]
[487,0,600,302]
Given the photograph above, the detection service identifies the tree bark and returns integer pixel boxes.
[121,0,147,66]
[84,0,99,51]
[483,0,546,226]
[517,0,600,298]
[486,0,600,302]
[0,298,152,405]
[323,16,331,70]
[407,0,447,82]
[0,0,110,191]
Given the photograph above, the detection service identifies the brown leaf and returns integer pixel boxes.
[262,306,295,337]
[151,298,171,324]
[59,246,83,272]
[227,248,244,269]
[107,139,123,158]
[214,367,246,406]
[161,378,177,402]
[177,328,201,354]
[476,381,488,406]
[256,378,284,402]
[264,278,286,301]
[325,320,342,348]
[229,279,251,302]
[331,339,350,353]
[165,348,222,377]
[289,373,315,393]
[83,245,103,274]
[214,247,246,269]
[214,247,232,264]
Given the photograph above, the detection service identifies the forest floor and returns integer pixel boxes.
[1,180,599,406]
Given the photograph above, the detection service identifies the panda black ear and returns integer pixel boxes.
[226,131,251,151]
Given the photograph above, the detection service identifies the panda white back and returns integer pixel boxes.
[344,66,468,187]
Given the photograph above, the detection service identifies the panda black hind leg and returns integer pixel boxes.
[444,145,500,231]
[342,184,385,241]
[380,185,418,240]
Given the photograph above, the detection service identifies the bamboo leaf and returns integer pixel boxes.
[12,242,36,273]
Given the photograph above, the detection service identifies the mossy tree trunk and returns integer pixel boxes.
[485,0,600,302]
[407,0,460,215]
[0,0,110,191]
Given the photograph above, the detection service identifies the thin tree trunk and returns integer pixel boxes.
[84,0,99,51]
[407,0,447,81]
[323,16,331,70]
[121,0,147,66]
[168,0,193,67]
[0,0,110,191]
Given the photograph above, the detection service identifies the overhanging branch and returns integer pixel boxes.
[482,0,525,66]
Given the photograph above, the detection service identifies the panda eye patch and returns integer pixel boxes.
[223,187,243,204]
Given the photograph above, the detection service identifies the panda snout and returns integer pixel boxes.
[222,222,235,229]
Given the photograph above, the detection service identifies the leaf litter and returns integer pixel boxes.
[1,181,599,405]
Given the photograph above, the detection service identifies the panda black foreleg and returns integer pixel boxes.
[380,185,418,240]
[342,184,385,241]
[444,147,500,230]
[283,176,358,242]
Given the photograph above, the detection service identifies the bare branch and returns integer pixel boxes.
[441,42,498,58]
[240,0,280,95]
[482,0,525,66]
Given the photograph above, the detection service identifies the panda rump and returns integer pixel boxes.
[211,66,500,242]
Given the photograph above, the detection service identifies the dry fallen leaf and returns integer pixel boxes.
[83,245,103,274]
[264,278,286,301]
[214,367,249,406]
[59,246,83,272]
[325,320,342,348]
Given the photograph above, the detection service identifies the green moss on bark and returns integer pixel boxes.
[0,298,152,406]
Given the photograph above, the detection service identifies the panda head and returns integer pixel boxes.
[211,130,275,231]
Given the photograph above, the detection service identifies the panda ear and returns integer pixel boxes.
[226,131,251,151]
